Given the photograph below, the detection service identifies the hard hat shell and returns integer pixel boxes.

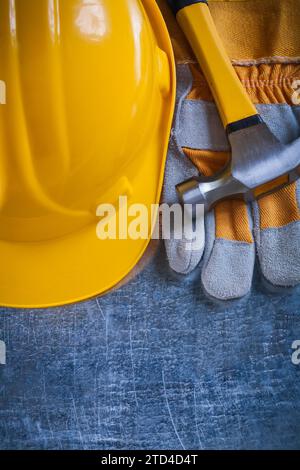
[0,0,175,307]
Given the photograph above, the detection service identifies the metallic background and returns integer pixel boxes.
[0,242,300,450]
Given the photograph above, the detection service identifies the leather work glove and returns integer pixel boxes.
[158,0,300,300]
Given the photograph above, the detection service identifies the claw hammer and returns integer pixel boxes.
[168,0,300,211]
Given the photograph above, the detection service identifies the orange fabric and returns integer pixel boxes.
[183,148,229,177]
[236,64,300,104]
[254,175,289,198]
[215,200,253,244]
[182,148,253,243]
[258,183,300,229]
[209,0,300,63]
[157,0,300,64]
[188,63,300,105]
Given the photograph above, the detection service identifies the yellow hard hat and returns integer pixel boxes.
[0,0,175,308]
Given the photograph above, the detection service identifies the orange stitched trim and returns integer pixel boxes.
[187,63,300,105]
[258,183,300,229]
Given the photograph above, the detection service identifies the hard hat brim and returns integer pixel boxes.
[0,133,173,308]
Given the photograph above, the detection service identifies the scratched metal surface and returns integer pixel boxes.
[0,242,300,450]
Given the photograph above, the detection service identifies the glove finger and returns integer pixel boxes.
[164,206,205,275]
[163,65,205,274]
[184,148,255,300]
[181,64,256,299]
[164,62,227,276]
[252,100,300,287]
[254,181,300,287]
[202,199,255,301]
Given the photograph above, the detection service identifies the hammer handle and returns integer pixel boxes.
[168,0,258,129]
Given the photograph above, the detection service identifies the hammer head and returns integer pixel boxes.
[177,120,300,211]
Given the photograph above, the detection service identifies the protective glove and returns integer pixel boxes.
[159,0,300,300]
